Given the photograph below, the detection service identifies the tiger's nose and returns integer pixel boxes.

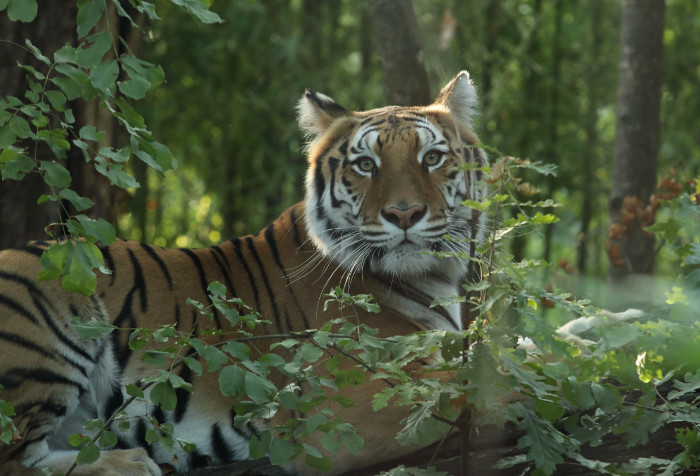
[381,205,427,230]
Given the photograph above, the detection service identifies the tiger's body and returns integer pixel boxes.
[0,71,486,475]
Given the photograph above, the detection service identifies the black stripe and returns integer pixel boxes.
[180,249,221,329]
[327,157,343,208]
[18,244,45,258]
[153,405,166,425]
[264,224,310,330]
[0,270,96,363]
[134,419,153,458]
[0,330,54,358]
[101,245,116,285]
[0,367,85,391]
[211,423,235,462]
[230,238,261,311]
[376,276,459,330]
[313,163,326,218]
[0,292,41,326]
[14,400,68,418]
[31,294,95,363]
[0,330,89,378]
[126,248,147,313]
[209,246,237,298]
[174,364,192,423]
[140,242,172,289]
[245,236,282,332]
[103,385,125,420]
[289,208,303,249]
[112,289,139,369]
[6,432,47,460]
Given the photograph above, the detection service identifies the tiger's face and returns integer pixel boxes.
[299,72,485,280]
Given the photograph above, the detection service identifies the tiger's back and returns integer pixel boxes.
[0,71,486,475]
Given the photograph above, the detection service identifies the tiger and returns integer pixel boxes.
[0,71,487,476]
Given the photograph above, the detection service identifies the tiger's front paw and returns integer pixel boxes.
[69,448,161,476]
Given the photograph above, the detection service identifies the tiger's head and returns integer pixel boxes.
[298,71,486,282]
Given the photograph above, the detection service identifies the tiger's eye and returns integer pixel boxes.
[358,157,375,172]
[423,151,442,167]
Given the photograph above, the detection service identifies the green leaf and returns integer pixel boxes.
[45,90,67,111]
[150,381,177,411]
[305,453,332,473]
[535,400,565,422]
[219,365,246,399]
[332,395,355,408]
[248,430,271,460]
[269,437,298,466]
[38,241,70,282]
[306,414,326,435]
[54,44,77,64]
[88,59,119,92]
[0,125,16,148]
[171,0,223,24]
[77,0,106,38]
[202,346,228,372]
[7,0,37,22]
[143,350,171,366]
[98,430,117,448]
[339,431,364,455]
[278,390,298,410]
[126,384,144,399]
[245,371,277,403]
[82,418,104,431]
[40,161,72,188]
[69,433,91,447]
[76,31,112,68]
[9,116,31,139]
[221,341,251,361]
[301,343,324,363]
[118,76,151,99]
[591,383,621,414]
[70,316,115,339]
[512,403,565,474]
[59,188,94,212]
[182,357,203,376]
[0,148,34,180]
[396,399,448,447]
[62,241,101,295]
[75,215,116,243]
[646,217,682,242]
[76,443,100,465]
[94,159,139,189]
[321,430,341,453]
[79,125,104,142]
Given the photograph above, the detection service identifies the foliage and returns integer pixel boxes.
[0,1,223,294]
[21,156,700,475]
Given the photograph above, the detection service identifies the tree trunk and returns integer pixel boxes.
[0,7,76,249]
[0,6,128,249]
[577,0,604,276]
[367,0,431,106]
[607,0,664,287]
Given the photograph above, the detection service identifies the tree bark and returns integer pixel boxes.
[0,6,130,249]
[0,7,76,249]
[607,0,665,285]
[367,0,431,106]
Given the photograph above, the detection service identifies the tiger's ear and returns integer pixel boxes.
[297,89,350,139]
[434,71,478,130]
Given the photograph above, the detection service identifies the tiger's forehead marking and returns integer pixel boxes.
[350,112,444,157]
